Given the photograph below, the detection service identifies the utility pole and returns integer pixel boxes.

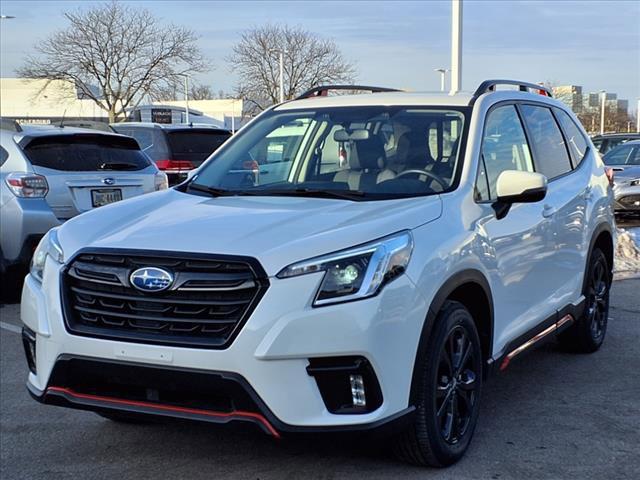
[182,74,190,124]
[450,0,463,94]
[600,90,606,135]
[279,51,285,103]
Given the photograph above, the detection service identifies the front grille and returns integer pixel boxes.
[618,195,640,208]
[62,250,269,348]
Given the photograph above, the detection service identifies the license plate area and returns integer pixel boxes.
[91,189,122,207]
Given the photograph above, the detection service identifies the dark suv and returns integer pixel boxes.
[111,123,232,185]
[591,133,640,155]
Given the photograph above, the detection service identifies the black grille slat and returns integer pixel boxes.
[63,250,269,348]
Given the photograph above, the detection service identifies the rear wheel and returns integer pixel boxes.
[394,301,482,467]
[558,248,611,353]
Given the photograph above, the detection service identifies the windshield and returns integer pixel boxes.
[188,106,467,200]
[603,144,639,166]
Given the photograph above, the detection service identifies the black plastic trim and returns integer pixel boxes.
[296,85,402,100]
[28,354,414,438]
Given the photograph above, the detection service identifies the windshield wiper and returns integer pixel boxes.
[187,183,235,197]
[245,188,367,201]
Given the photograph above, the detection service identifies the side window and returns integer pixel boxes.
[603,144,634,166]
[553,109,588,167]
[476,105,533,202]
[520,105,572,179]
[0,146,8,166]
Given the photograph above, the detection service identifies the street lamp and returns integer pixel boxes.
[434,68,449,92]
[0,15,16,19]
[637,98,640,133]
[599,90,606,135]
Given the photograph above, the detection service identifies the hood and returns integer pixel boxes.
[58,188,442,275]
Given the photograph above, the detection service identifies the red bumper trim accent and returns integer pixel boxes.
[46,386,281,439]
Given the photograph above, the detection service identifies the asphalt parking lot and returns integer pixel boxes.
[0,279,638,480]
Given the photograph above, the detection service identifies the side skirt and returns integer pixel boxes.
[486,297,585,377]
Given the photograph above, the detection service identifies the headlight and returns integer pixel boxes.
[30,228,64,283]
[631,179,640,187]
[277,231,413,306]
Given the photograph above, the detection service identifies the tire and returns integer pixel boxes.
[394,301,483,467]
[558,248,611,353]
[0,263,25,304]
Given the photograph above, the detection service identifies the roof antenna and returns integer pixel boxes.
[59,109,67,128]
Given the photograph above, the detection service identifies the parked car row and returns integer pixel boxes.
[0,120,232,298]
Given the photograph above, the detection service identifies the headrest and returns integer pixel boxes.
[350,136,386,170]
[396,131,433,169]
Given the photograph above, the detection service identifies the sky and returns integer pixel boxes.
[1,0,639,111]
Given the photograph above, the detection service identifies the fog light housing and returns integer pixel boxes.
[22,327,37,374]
[307,356,382,414]
[349,374,366,407]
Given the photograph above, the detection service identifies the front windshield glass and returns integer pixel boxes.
[189,106,467,200]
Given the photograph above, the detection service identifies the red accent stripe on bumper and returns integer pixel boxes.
[46,386,281,439]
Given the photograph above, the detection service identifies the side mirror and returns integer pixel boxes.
[493,170,547,219]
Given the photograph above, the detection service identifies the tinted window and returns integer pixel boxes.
[0,146,7,166]
[554,109,588,166]
[23,134,151,171]
[167,131,231,167]
[476,105,533,202]
[112,126,170,163]
[520,105,572,179]
[603,144,639,166]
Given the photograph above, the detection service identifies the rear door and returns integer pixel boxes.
[519,104,587,308]
[21,133,156,220]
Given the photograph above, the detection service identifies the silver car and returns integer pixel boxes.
[603,140,640,216]
[1,125,167,297]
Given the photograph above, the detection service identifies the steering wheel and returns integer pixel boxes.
[395,169,448,190]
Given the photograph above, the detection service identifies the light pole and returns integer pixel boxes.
[450,0,463,94]
[435,68,449,92]
[599,90,606,135]
[0,15,16,19]
[637,98,640,133]
[178,74,190,124]
[268,49,287,103]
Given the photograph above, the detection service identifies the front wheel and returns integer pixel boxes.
[558,248,611,353]
[394,301,482,467]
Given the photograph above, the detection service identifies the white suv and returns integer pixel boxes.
[20,80,615,466]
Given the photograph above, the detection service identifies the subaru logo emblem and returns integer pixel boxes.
[130,267,174,292]
[102,177,115,185]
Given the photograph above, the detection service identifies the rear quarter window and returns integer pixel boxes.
[23,134,152,172]
[0,146,8,166]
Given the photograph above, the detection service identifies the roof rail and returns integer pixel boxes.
[473,80,553,98]
[295,85,402,100]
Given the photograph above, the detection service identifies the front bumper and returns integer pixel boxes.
[21,258,428,433]
[613,185,640,214]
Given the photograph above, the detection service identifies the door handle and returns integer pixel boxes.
[542,204,556,218]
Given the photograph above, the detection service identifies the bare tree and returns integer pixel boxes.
[18,1,209,122]
[228,24,356,112]
[190,83,215,100]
